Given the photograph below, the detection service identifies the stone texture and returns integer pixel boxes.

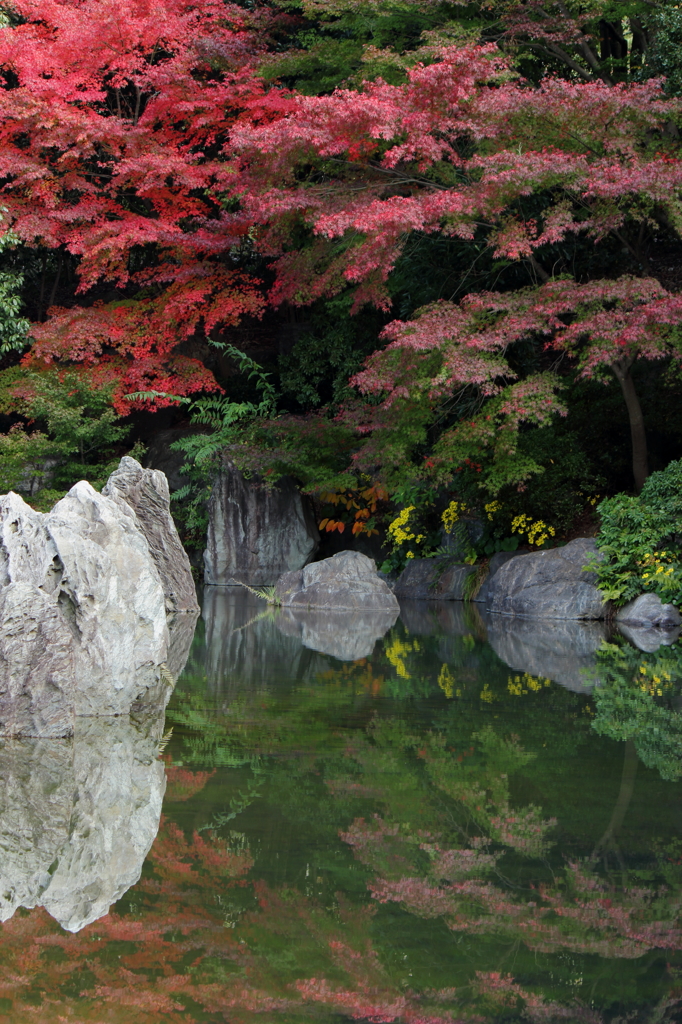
[45,482,169,716]
[275,550,400,612]
[277,606,398,661]
[0,583,75,738]
[0,483,173,734]
[393,557,477,601]
[485,538,606,619]
[205,460,319,586]
[616,592,682,629]
[103,455,199,613]
[472,551,525,605]
[0,712,166,932]
[485,613,606,693]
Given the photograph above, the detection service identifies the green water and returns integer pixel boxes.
[2,591,682,1023]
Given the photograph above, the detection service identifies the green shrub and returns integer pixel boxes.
[595,460,682,606]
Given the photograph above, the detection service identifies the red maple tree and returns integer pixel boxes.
[0,0,281,411]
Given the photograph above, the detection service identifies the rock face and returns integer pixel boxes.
[393,557,477,601]
[0,712,166,932]
[0,583,76,738]
[472,551,525,605]
[205,461,319,586]
[485,538,606,619]
[0,472,181,736]
[275,550,400,612]
[277,606,398,661]
[103,455,199,613]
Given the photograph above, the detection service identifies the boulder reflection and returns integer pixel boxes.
[0,711,166,932]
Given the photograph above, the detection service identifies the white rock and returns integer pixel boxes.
[103,456,199,613]
[0,482,171,732]
[45,482,169,716]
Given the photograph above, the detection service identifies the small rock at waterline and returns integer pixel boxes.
[616,592,682,629]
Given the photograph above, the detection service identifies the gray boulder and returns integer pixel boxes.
[275,550,400,612]
[277,606,398,661]
[394,557,477,601]
[485,538,606,619]
[485,613,606,693]
[205,460,319,586]
[103,456,199,613]
[0,712,166,932]
[0,483,171,734]
[616,592,682,628]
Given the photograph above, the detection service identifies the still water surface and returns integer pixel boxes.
[1,591,681,1022]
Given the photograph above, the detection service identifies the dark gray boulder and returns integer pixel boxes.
[205,461,319,586]
[485,613,606,693]
[472,551,525,605]
[393,557,477,601]
[485,538,606,619]
[275,550,399,612]
[103,456,199,614]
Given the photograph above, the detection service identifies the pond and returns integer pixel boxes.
[1,590,682,1023]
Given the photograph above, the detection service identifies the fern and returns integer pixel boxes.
[164,342,280,549]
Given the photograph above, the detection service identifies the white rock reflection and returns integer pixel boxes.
[0,711,166,932]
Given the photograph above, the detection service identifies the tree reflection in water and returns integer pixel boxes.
[1,615,682,1023]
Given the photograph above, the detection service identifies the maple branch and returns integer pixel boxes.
[527,254,550,283]
[554,1,613,86]
[525,41,596,83]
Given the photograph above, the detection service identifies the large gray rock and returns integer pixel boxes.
[205,460,319,586]
[277,606,398,661]
[485,538,606,619]
[394,557,477,601]
[0,483,170,734]
[472,551,525,605]
[103,456,199,613]
[0,712,166,932]
[485,613,606,693]
[275,550,400,612]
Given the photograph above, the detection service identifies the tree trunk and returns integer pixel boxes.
[610,356,649,493]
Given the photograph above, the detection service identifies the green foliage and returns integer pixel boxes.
[592,639,682,782]
[594,459,682,605]
[278,295,384,411]
[644,7,682,96]
[169,343,280,547]
[0,424,53,493]
[0,367,138,502]
[0,225,29,354]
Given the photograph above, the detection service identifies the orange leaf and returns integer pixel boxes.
[319,518,329,529]
[337,522,345,533]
